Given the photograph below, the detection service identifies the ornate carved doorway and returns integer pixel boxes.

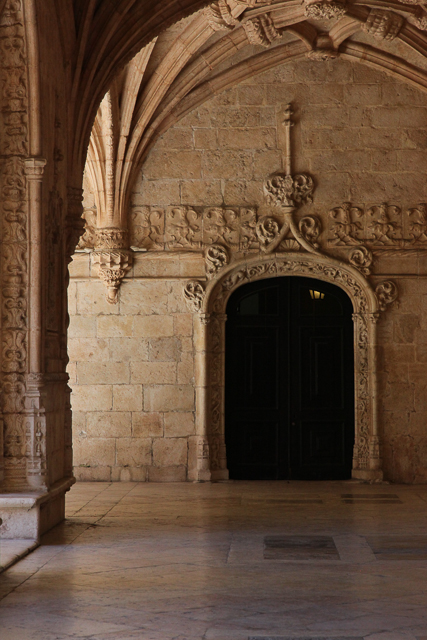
[225,276,354,480]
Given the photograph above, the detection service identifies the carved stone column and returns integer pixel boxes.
[191,312,212,482]
[92,228,132,304]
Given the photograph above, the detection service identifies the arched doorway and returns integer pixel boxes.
[225,276,354,481]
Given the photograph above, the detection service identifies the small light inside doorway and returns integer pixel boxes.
[309,289,325,300]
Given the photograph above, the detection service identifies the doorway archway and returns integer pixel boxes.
[191,253,381,484]
[225,276,354,480]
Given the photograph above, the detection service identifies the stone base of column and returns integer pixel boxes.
[352,469,384,483]
[0,477,75,541]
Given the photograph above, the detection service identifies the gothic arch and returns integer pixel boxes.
[190,252,383,483]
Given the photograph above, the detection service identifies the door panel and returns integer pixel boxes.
[225,276,354,480]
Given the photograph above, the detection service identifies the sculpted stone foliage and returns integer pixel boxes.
[349,246,373,276]
[243,15,282,47]
[205,244,230,279]
[375,280,399,311]
[304,0,347,19]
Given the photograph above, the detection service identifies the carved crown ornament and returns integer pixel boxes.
[180,104,401,318]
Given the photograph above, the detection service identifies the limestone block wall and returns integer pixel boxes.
[69,58,427,483]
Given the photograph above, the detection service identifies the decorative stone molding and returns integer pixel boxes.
[328,201,427,250]
[243,14,282,47]
[0,0,29,489]
[375,280,399,311]
[193,253,381,481]
[95,228,129,250]
[363,9,404,41]
[205,244,230,279]
[92,249,132,305]
[304,0,346,20]
[183,280,206,312]
[299,216,321,249]
[205,0,240,31]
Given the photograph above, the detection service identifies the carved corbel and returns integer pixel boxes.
[363,9,404,40]
[93,228,132,304]
[183,280,206,312]
[304,0,347,19]
[205,244,230,279]
[375,280,399,311]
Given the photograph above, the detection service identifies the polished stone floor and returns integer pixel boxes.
[1,481,427,639]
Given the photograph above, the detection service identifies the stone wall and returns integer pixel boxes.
[69,58,427,483]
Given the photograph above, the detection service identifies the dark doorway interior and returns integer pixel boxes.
[225,276,355,480]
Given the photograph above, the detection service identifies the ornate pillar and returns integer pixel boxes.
[191,312,212,482]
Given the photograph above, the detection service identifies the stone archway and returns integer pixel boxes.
[191,253,383,483]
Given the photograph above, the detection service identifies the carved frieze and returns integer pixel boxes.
[130,206,259,252]
[328,202,427,250]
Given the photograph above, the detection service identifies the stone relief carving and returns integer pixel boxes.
[368,203,402,245]
[0,0,29,488]
[92,228,132,304]
[205,244,230,279]
[304,0,347,20]
[130,206,259,252]
[264,173,314,208]
[243,14,282,47]
[407,204,427,243]
[349,246,373,276]
[205,0,273,32]
[327,202,427,250]
[363,9,404,41]
[375,280,399,311]
[329,203,364,246]
[183,280,206,312]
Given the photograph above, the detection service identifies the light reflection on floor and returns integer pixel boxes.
[1,480,427,640]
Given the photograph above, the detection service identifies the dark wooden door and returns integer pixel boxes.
[225,276,354,480]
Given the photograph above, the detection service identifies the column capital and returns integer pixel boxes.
[24,157,47,179]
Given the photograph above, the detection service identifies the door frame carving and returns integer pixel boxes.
[190,252,383,483]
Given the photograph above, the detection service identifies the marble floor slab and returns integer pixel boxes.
[0,481,427,639]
